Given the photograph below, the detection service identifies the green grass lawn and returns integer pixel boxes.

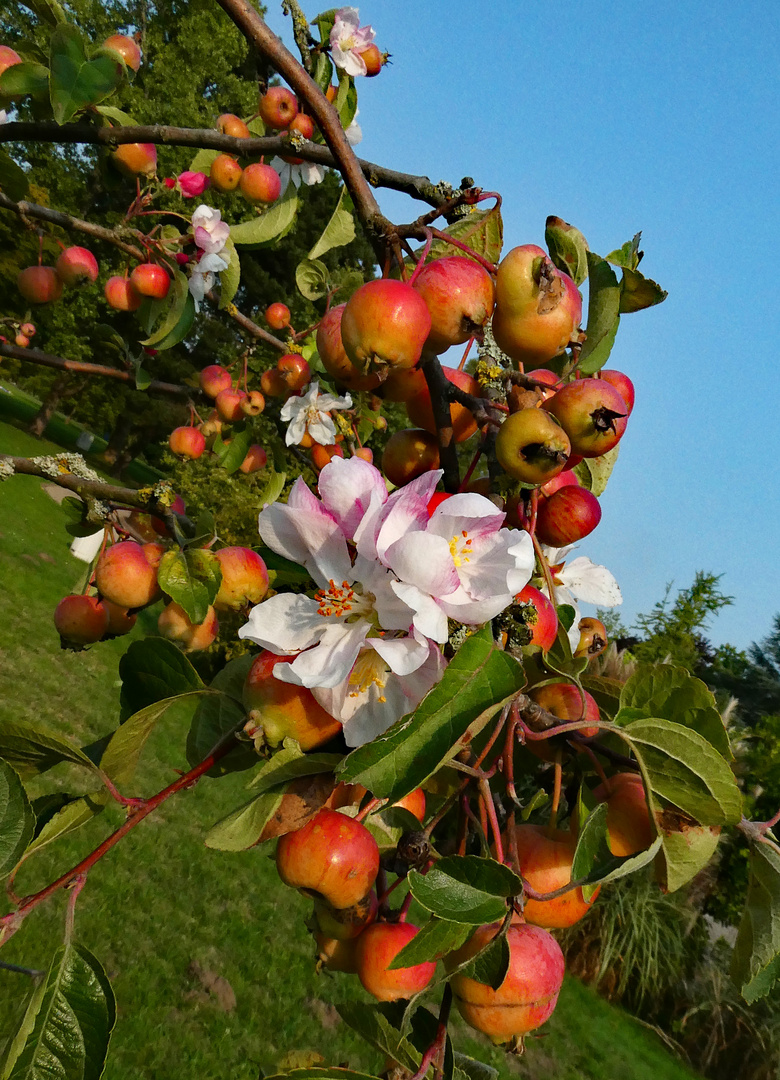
[0,419,701,1080]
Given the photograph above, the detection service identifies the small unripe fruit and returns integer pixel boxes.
[405,367,480,443]
[111,142,157,179]
[214,547,269,610]
[243,650,342,750]
[239,444,267,473]
[158,602,219,652]
[241,390,265,417]
[216,113,251,138]
[199,365,233,398]
[130,263,171,300]
[0,47,22,78]
[209,153,243,192]
[316,305,381,392]
[17,266,63,304]
[104,275,142,312]
[356,923,436,1002]
[542,378,627,458]
[102,34,141,70]
[265,302,291,330]
[511,824,598,928]
[169,426,206,459]
[239,162,282,204]
[276,808,380,909]
[215,388,248,421]
[361,43,384,77]
[54,595,109,646]
[259,87,298,129]
[55,246,99,286]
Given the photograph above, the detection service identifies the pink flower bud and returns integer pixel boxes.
[175,252,191,265]
[163,177,176,189]
[177,171,210,198]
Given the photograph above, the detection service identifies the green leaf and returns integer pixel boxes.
[460,930,510,991]
[100,691,212,790]
[388,919,472,970]
[188,147,219,173]
[309,186,356,260]
[578,252,620,375]
[312,51,334,92]
[0,150,30,201]
[256,467,287,510]
[605,233,642,270]
[573,444,620,497]
[204,788,285,850]
[1,942,115,1080]
[248,743,342,794]
[140,270,191,347]
[22,0,67,25]
[338,626,524,800]
[94,104,136,125]
[213,423,251,475]
[427,207,503,266]
[152,291,195,350]
[408,856,520,924]
[296,257,330,301]
[258,546,310,588]
[157,548,222,624]
[731,840,780,1003]
[24,793,106,858]
[623,717,741,826]
[0,721,100,780]
[230,184,299,247]
[571,802,662,899]
[620,662,732,760]
[0,761,34,878]
[133,360,152,390]
[119,638,204,720]
[333,75,358,130]
[452,1053,498,1080]
[0,62,49,98]
[218,237,240,309]
[49,24,124,124]
[186,654,257,775]
[336,1002,420,1074]
[619,266,667,313]
[655,821,720,893]
[545,216,589,286]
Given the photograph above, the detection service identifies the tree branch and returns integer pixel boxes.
[0,342,196,397]
[0,454,173,513]
[0,125,450,210]
[0,191,145,259]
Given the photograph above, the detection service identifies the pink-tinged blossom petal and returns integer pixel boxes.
[383,532,460,597]
[258,478,351,588]
[317,456,388,541]
[178,171,209,198]
[352,556,415,632]
[370,633,432,676]
[273,620,370,689]
[370,469,444,562]
[237,593,326,653]
[427,493,506,543]
[391,581,449,643]
[330,8,375,77]
[438,588,521,625]
[455,529,534,601]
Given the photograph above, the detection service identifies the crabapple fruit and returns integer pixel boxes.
[529,681,600,737]
[447,922,565,1043]
[314,890,378,940]
[515,585,558,651]
[495,408,571,485]
[316,304,382,392]
[542,378,627,457]
[158,602,219,652]
[95,541,162,609]
[535,486,602,547]
[341,279,431,375]
[215,388,248,421]
[199,365,233,398]
[214,547,269,610]
[259,87,298,129]
[17,267,63,304]
[111,142,157,178]
[355,923,436,1001]
[104,275,142,312]
[381,429,440,487]
[101,599,137,637]
[240,162,281,204]
[54,595,109,647]
[55,246,99,286]
[242,651,342,750]
[574,617,608,659]
[0,47,22,77]
[600,369,635,415]
[311,443,344,470]
[405,367,480,443]
[265,302,291,330]
[593,772,655,856]
[130,263,171,300]
[239,444,268,473]
[511,824,599,928]
[241,390,265,417]
[168,426,206,459]
[102,34,141,70]
[275,808,380,909]
[209,154,243,192]
[216,112,251,138]
[412,256,496,354]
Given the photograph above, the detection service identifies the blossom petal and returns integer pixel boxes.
[317,456,388,541]
[237,593,325,653]
[558,557,623,607]
[384,532,460,597]
[258,478,351,588]
[274,620,369,689]
[391,581,449,643]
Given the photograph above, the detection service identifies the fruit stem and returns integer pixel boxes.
[396,889,414,923]
[406,985,452,1080]
[548,752,562,833]
[407,227,433,287]
[480,779,503,863]
[458,440,484,493]
[530,532,557,605]
[427,226,497,275]
[457,335,474,371]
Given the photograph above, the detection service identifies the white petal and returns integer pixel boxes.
[237,593,325,652]
[258,481,351,588]
[307,414,337,444]
[317,456,388,541]
[370,635,430,676]
[559,557,622,607]
[300,162,326,186]
[384,531,459,597]
[275,620,368,689]
[438,588,515,625]
[392,581,449,643]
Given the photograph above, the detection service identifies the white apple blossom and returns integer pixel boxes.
[280,381,352,446]
[191,204,230,254]
[270,156,326,196]
[541,544,622,648]
[346,111,363,146]
[329,8,376,77]
[188,251,229,312]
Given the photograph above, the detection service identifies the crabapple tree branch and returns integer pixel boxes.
[0,341,196,397]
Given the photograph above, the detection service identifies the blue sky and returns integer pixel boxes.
[262,1,780,651]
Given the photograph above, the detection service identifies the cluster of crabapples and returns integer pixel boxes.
[53,533,269,653]
[0,318,36,349]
